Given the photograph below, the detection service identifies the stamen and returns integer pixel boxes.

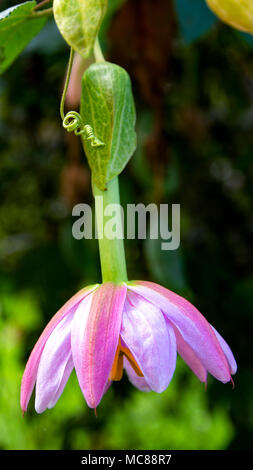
[109,346,124,381]
[121,346,143,377]
[109,340,144,381]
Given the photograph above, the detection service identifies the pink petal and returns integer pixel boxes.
[20,284,97,413]
[128,281,232,383]
[35,312,74,413]
[123,357,151,392]
[172,324,207,382]
[121,291,177,393]
[71,283,127,408]
[211,325,237,375]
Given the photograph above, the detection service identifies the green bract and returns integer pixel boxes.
[206,0,253,34]
[80,62,137,190]
[0,1,48,74]
[53,0,108,58]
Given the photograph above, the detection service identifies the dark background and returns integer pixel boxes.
[0,0,252,450]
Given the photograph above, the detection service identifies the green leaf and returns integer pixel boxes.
[53,0,108,58]
[80,62,136,190]
[0,1,48,74]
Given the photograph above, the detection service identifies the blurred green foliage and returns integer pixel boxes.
[0,0,252,450]
[175,0,217,43]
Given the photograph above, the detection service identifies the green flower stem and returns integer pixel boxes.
[92,177,128,284]
[94,37,105,62]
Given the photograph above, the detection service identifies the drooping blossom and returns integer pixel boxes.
[21,281,237,413]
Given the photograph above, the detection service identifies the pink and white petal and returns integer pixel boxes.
[128,281,231,383]
[172,324,207,382]
[71,283,127,409]
[20,284,97,413]
[70,292,94,398]
[121,292,177,393]
[48,356,74,409]
[211,325,237,375]
[35,311,74,413]
[123,357,151,392]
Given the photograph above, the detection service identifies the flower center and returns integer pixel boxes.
[109,339,143,381]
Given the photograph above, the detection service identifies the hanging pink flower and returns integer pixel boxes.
[21,281,237,414]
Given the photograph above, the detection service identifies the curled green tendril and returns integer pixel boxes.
[63,111,105,148]
[60,49,104,149]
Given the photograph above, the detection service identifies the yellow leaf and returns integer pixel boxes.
[206,0,253,34]
[53,0,107,58]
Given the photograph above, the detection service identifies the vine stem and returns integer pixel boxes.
[34,0,52,11]
[31,7,53,18]
[60,48,74,120]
